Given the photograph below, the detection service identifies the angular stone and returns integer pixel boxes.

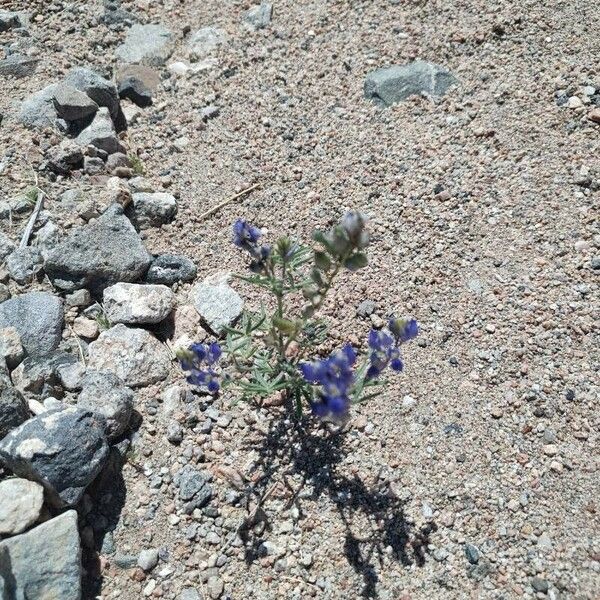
[116,24,174,66]
[52,84,99,121]
[364,61,457,106]
[88,324,170,388]
[0,10,25,31]
[64,67,120,122]
[0,384,30,439]
[0,232,15,261]
[145,254,197,285]
[0,407,108,506]
[117,64,159,108]
[0,510,82,599]
[244,3,272,30]
[6,247,43,285]
[46,139,84,174]
[188,27,227,60]
[0,54,39,78]
[103,282,174,325]
[19,84,60,129]
[11,351,77,398]
[76,107,125,155]
[44,204,152,293]
[0,326,24,369]
[127,192,177,229]
[0,478,44,536]
[76,370,133,438]
[72,316,99,339]
[176,465,213,512]
[191,274,243,334]
[0,292,63,357]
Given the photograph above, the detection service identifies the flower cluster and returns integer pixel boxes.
[233,220,271,270]
[177,342,222,394]
[366,318,419,379]
[299,345,357,418]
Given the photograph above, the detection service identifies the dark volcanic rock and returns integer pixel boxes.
[0,406,109,506]
[145,254,197,285]
[0,383,30,439]
[44,204,152,294]
[0,292,63,357]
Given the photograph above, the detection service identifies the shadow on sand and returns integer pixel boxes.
[236,413,437,598]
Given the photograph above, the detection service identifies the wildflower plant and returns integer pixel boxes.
[177,212,418,420]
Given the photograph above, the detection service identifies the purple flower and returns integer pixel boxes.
[178,342,222,395]
[300,345,357,418]
[232,220,271,268]
[366,318,418,380]
[233,220,262,247]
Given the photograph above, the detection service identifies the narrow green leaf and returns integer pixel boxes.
[314,251,331,271]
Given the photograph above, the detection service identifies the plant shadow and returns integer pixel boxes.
[237,414,436,598]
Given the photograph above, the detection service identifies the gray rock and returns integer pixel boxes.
[65,289,92,308]
[56,361,86,391]
[166,420,183,444]
[191,275,243,334]
[128,192,177,228]
[117,64,159,108]
[0,10,25,31]
[145,254,197,285]
[44,204,152,293]
[0,478,44,536]
[137,548,159,572]
[244,3,272,30]
[176,465,213,513]
[188,27,227,60]
[0,286,10,303]
[0,407,108,506]
[356,299,376,318]
[465,543,480,564]
[64,67,120,122]
[106,152,131,171]
[207,576,224,600]
[76,370,133,438]
[6,247,43,284]
[115,24,174,66]
[52,84,99,121]
[83,156,105,175]
[0,54,39,78]
[0,292,63,357]
[0,232,15,262]
[103,282,174,325]
[11,351,77,398]
[34,221,62,260]
[0,384,30,439]
[88,324,170,388]
[531,577,549,593]
[200,105,220,121]
[19,84,60,129]
[0,510,81,599]
[180,589,202,600]
[102,0,139,28]
[0,326,24,369]
[76,107,125,155]
[364,61,457,106]
[46,139,84,174]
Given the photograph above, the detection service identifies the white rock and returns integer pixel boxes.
[191,273,243,334]
[88,324,171,388]
[0,478,44,535]
[103,282,174,325]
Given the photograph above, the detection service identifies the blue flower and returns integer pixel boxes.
[366,318,418,380]
[232,220,271,268]
[233,219,261,247]
[300,345,356,418]
[178,342,222,395]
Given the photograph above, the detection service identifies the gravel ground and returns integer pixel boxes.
[0,0,598,599]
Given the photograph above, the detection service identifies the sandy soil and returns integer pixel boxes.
[0,0,598,598]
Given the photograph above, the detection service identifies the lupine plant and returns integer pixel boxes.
[177,213,418,420]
